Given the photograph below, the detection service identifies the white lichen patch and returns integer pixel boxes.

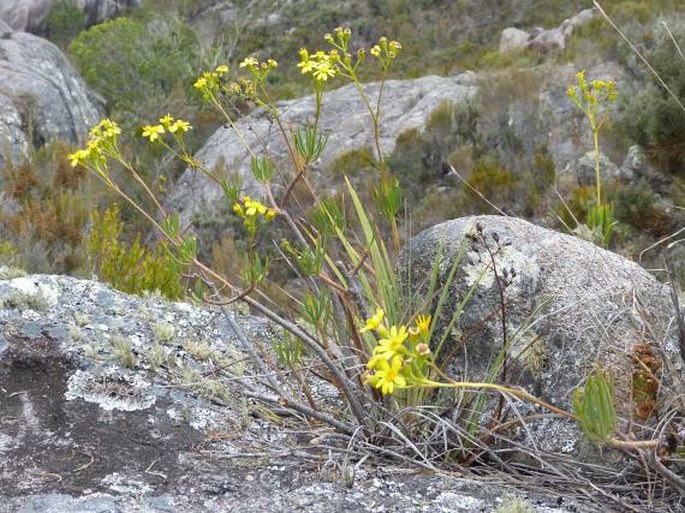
[463,245,539,298]
[65,369,156,411]
[167,405,223,430]
[101,472,153,495]
[4,276,60,308]
[0,432,18,453]
[434,491,487,510]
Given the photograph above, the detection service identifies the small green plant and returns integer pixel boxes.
[494,495,535,513]
[183,339,214,361]
[152,322,177,343]
[573,367,616,447]
[111,334,138,369]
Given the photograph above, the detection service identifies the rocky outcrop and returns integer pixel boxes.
[0,0,141,33]
[0,0,51,33]
[167,74,477,225]
[499,8,597,54]
[620,144,674,194]
[0,22,102,168]
[73,0,142,27]
[400,215,683,464]
[0,272,577,512]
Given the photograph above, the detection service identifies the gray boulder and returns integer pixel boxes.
[0,25,102,169]
[621,144,673,194]
[499,8,597,54]
[0,272,579,512]
[571,150,623,187]
[167,75,476,225]
[499,27,530,53]
[401,215,683,463]
[0,0,141,33]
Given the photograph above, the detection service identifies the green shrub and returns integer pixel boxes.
[69,14,200,118]
[0,141,98,273]
[619,21,685,173]
[87,205,187,299]
[45,0,87,49]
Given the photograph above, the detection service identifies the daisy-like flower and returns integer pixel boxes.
[360,308,384,333]
[373,325,408,360]
[370,355,406,395]
[142,124,164,142]
[159,114,174,128]
[415,314,431,337]
[169,119,191,133]
[240,57,259,69]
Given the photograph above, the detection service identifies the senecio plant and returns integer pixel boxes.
[568,70,617,247]
[69,28,662,476]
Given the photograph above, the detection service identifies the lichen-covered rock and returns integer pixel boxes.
[0,272,578,512]
[400,215,683,463]
[0,25,102,169]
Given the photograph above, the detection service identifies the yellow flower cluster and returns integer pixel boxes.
[233,196,276,218]
[298,48,340,82]
[233,195,277,235]
[370,36,402,61]
[68,118,121,167]
[361,308,432,395]
[567,70,616,106]
[193,65,229,100]
[142,114,192,143]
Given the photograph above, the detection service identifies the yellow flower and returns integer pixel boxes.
[215,65,229,75]
[68,148,90,167]
[193,76,207,90]
[240,57,258,69]
[244,197,267,216]
[371,355,406,395]
[159,114,174,128]
[415,314,431,336]
[360,308,384,333]
[374,325,408,360]
[142,124,164,142]
[99,119,121,138]
[366,353,384,370]
[370,45,381,57]
[169,120,191,133]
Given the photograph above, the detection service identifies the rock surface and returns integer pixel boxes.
[0,0,142,33]
[0,272,581,512]
[499,8,597,54]
[0,23,102,169]
[0,0,51,33]
[73,0,142,27]
[400,215,683,463]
